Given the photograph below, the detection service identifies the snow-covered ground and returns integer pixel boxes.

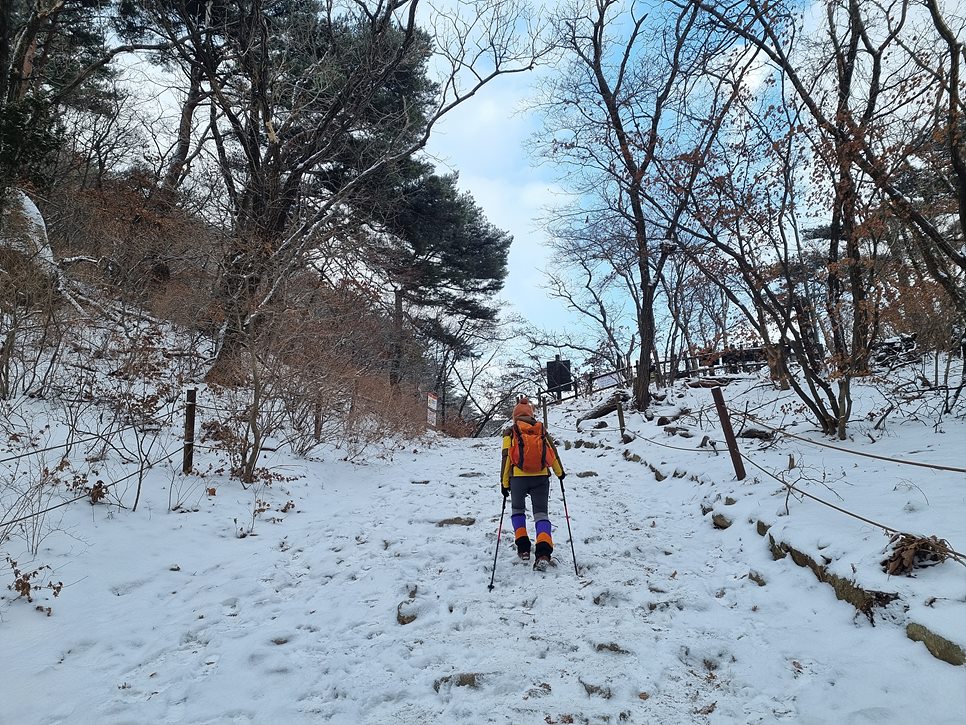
[2,370,965,724]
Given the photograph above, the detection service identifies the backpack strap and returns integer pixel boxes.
[512,423,525,468]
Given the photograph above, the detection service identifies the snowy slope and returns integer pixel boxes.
[2,377,965,725]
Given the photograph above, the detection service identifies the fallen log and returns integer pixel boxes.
[576,390,630,424]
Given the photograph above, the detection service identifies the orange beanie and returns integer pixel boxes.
[512,398,534,420]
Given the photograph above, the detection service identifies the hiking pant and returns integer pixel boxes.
[510,475,553,558]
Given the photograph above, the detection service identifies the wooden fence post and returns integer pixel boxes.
[711,386,745,480]
[616,400,626,437]
[182,388,196,474]
[541,396,548,428]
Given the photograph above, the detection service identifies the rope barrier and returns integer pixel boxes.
[731,409,966,474]
[624,426,718,454]
[0,433,110,465]
[738,451,966,563]
[0,444,186,530]
[564,389,966,564]
[186,440,226,451]
[192,403,243,415]
[0,409,183,466]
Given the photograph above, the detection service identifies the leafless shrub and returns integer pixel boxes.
[0,453,67,556]
[166,462,206,513]
[5,556,63,615]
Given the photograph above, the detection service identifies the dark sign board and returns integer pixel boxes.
[546,359,572,392]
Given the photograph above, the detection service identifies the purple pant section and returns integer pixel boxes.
[511,513,527,533]
[535,519,551,539]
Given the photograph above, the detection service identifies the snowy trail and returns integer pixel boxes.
[3,427,965,724]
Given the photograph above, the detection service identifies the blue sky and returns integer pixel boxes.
[423,70,576,334]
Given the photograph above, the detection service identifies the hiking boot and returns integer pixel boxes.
[517,549,531,561]
[534,555,551,572]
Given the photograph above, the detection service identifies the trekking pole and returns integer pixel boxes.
[487,496,507,591]
[559,477,579,576]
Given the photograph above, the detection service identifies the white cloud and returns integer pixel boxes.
[424,72,575,331]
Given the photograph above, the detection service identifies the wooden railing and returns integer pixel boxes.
[538,347,774,403]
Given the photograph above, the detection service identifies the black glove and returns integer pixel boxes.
[559,472,567,484]
[500,485,509,499]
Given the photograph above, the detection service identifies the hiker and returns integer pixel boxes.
[500,397,566,571]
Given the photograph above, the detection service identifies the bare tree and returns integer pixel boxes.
[543,211,639,374]
[688,0,966,317]
[537,0,742,409]
[133,0,544,383]
[663,0,966,434]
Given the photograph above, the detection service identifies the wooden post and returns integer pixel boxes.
[541,396,548,428]
[616,400,626,437]
[182,388,196,474]
[711,386,745,480]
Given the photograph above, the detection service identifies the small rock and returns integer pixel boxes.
[523,683,552,700]
[436,517,475,527]
[433,673,481,692]
[575,471,599,478]
[906,623,966,666]
[664,425,693,438]
[712,513,732,529]
[594,642,630,654]
[580,679,613,698]
[738,428,773,440]
[397,600,417,625]
[593,421,608,429]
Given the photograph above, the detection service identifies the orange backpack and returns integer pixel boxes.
[509,420,557,473]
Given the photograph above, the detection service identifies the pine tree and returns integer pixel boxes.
[376,167,511,386]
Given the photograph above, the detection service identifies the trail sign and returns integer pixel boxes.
[546,356,572,394]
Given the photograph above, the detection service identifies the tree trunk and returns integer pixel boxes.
[836,378,851,440]
[205,240,267,384]
[0,1,11,102]
[159,64,204,201]
[389,288,404,388]
[633,285,656,410]
[764,343,791,391]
